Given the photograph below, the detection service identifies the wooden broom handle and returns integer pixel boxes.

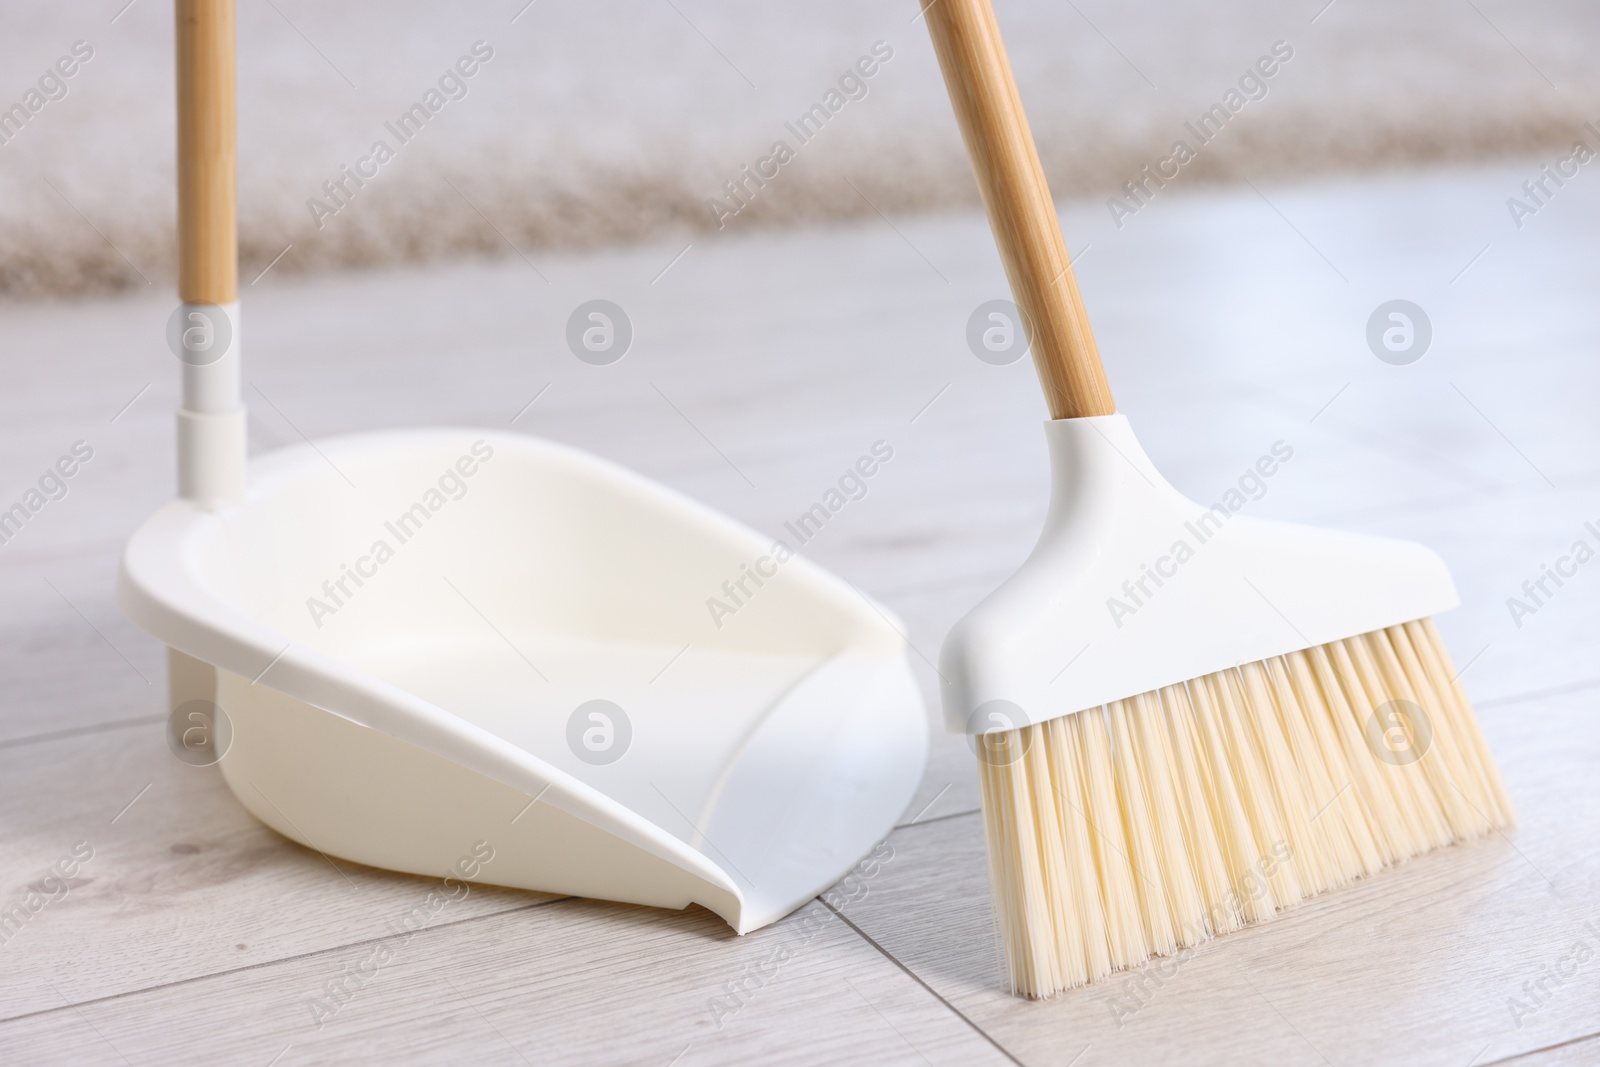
[176,0,237,304]
[923,0,1114,418]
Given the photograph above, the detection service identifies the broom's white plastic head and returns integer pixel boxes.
[944,416,1514,997]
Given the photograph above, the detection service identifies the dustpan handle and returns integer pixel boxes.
[175,0,246,504]
[177,0,236,305]
[921,0,1116,419]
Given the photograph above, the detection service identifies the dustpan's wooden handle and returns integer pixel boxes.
[176,0,236,304]
[922,0,1115,419]
[174,0,245,506]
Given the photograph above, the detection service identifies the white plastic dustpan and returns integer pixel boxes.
[120,1,925,934]
[121,428,925,932]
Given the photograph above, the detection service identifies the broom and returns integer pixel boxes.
[920,0,1514,997]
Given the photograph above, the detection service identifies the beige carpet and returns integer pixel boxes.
[0,0,1592,297]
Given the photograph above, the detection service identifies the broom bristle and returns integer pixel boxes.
[976,617,1514,998]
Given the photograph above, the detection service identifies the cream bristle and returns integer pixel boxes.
[976,621,1515,998]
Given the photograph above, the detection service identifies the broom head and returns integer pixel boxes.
[943,415,1514,997]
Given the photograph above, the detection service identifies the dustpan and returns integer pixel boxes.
[118,0,926,934]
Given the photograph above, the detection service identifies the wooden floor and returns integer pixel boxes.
[2,161,1598,1065]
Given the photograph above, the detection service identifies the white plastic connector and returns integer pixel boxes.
[176,301,246,506]
[941,415,1460,733]
[177,406,247,504]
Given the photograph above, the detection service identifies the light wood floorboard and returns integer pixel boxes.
[2,162,1597,1063]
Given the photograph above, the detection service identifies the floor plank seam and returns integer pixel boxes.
[0,713,163,752]
[819,897,1025,1067]
[1482,1029,1600,1067]
[1476,674,1600,711]
[0,897,569,1027]
[867,567,1022,602]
